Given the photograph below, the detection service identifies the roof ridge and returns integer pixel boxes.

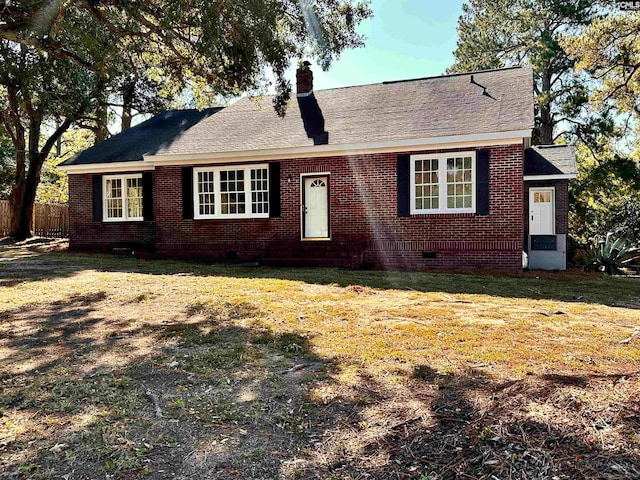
[382,66,525,85]
[240,65,528,99]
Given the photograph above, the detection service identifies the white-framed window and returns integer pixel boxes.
[193,164,269,219]
[410,152,476,214]
[103,174,144,222]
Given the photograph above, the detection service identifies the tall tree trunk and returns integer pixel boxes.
[8,151,27,239]
[121,81,135,131]
[94,102,109,143]
[9,116,41,240]
[5,85,28,239]
[16,153,43,239]
[538,68,554,145]
[8,115,72,241]
[10,167,39,241]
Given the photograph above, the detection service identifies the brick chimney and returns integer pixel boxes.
[296,61,313,97]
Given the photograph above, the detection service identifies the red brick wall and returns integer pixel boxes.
[68,173,155,251]
[68,143,525,271]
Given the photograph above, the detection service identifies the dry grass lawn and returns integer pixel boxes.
[0,240,639,479]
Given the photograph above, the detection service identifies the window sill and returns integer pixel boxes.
[193,215,270,221]
[102,218,144,223]
[410,210,476,216]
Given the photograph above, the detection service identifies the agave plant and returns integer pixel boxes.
[587,232,640,275]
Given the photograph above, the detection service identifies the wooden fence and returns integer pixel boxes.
[0,200,69,238]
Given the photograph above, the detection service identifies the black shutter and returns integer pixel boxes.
[397,154,410,217]
[269,162,281,218]
[92,174,103,222]
[182,167,194,220]
[142,172,154,221]
[476,149,490,215]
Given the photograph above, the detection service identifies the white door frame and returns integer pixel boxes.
[300,172,331,241]
[529,186,555,235]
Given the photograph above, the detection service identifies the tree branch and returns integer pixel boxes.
[41,118,73,160]
[0,30,97,71]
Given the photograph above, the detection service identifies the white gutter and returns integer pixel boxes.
[59,161,154,174]
[524,174,577,181]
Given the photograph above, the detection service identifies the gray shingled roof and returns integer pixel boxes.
[525,145,577,177]
[61,108,222,166]
[152,66,534,156]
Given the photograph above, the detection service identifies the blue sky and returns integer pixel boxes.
[284,0,466,90]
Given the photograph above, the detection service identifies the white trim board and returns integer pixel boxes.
[59,161,154,174]
[524,174,576,181]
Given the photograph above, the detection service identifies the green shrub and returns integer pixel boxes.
[586,232,640,275]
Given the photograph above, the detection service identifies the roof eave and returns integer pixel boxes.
[524,173,577,181]
[58,160,155,174]
[145,129,533,165]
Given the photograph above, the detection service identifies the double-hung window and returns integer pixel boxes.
[193,164,269,219]
[103,174,143,221]
[410,152,476,214]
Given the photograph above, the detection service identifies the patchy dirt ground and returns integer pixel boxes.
[0,243,639,479]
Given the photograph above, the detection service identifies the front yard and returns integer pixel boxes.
[0,241,639,479]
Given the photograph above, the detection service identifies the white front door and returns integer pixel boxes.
[303,176,329,239]
[529,188,555,235]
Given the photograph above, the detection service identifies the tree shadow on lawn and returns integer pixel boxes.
[0,292,331,479]
[12,249,640,309]
[296,366,640,479]
[0,290,639,479]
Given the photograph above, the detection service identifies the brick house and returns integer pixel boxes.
[60,65,577,271]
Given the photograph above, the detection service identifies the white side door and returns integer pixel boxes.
[529,188,555,235]
[303,176,329,239]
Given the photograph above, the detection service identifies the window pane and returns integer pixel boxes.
[106,179,122,199]
[126,177,143,218]
[105,178,123,219]
[446,156,473,211]
[197,171,216,215]
[220,169,246,215]
[250,168,269,214]
[414,158,439,210]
